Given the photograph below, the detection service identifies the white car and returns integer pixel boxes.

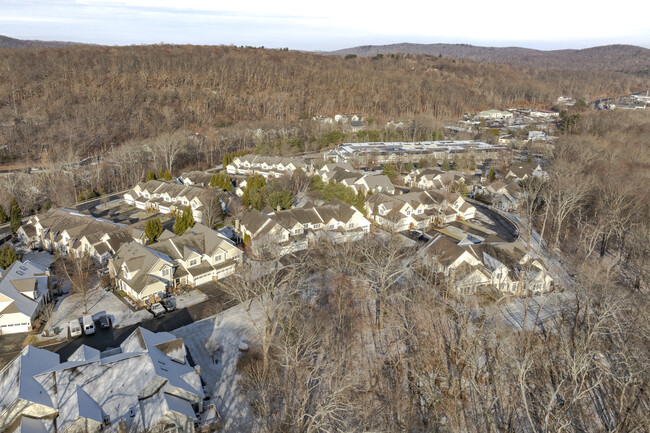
[151,303,166,317]
[69,319,82,338]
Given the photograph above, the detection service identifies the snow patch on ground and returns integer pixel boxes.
[172,300,263,432]
[38,278,152,342]
[174,289,208,309]
[23,251,55,269]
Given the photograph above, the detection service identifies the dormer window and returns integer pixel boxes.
[189,259,198,267]
[214,254,222,262]
[162,268,170,277]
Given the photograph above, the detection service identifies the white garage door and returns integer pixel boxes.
[1,323,30,334]
[194,274,213,286]
[216,267,234,279]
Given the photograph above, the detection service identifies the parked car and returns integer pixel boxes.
[150,302,166,317]
[82,315,95,335]
[69,319,82,338]
[161,298,176,312]
[98,315,111,329]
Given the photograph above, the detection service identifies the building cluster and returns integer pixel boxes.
[421,234,553,296]
[475,162,545,212]
[318,162,395,195]
[110,223,242,301]
[324,140,505,164]
[124,180,229,224]
[225,154,311,179]
[0,327,213,433]
[18,208,143,266]
[238,199,370,256]
[365,190,475,233]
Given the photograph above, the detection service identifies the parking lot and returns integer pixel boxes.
[46,279,236,363]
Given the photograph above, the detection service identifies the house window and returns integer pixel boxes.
[329,224,335,229]
[293,229,301,235]
[189,259,198,267]
[162,268,170,277]
[214,254,222,262]
[312,224,320,229]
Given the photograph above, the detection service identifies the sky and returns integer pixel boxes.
[2,0,649,50]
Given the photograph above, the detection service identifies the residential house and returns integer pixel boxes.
[178,171,214,187]
[0,260,50,335]
[0,327,205,433]
[420,235,553,296]
[225,155,310,179]
[485,180,522,212]
[148,223,242,287]
[505,162,545,181]
[124,180,228,224]
[238,199,370,257]
[110,242,175,301]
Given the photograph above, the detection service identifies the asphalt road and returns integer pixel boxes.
[469,201,519,242]
[0,279,237,368]
[50,280,236,361]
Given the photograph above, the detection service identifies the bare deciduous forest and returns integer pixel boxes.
[0,45,648,162]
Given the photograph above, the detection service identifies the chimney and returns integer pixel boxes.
[234,219,240,231]
[276,205,281,212]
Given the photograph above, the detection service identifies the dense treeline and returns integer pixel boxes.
[0,45,647,163]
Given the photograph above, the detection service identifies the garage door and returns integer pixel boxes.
[1,323,30,334]
[194,274,213,285]
[216,267,234,279]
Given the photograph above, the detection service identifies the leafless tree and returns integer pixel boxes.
[151,131,189,174]
[56,251,96,314]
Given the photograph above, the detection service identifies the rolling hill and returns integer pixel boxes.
[326,43,650,76]
[0,34,81,49]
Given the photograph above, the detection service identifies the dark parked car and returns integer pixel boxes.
[98,315,111,329]
[161,298,177,312]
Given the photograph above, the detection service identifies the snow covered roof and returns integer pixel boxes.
[0,327,203,433]
[0,260,50,319]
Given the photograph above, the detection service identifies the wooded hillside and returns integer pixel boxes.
[1,44,647,163]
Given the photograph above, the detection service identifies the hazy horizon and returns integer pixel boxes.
[2,0,649,51]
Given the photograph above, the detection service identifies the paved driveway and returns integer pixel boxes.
[46,278,236,362]
[0,333,28,368]
[470,201,519,242]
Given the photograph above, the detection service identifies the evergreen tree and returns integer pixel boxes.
[182,206,195,230]
[10,197,22,235]
[266,190,293,210]
[487,167,496,182]
[145,170,157,181]
[0,244,19,269]
[0,205,8,224]
[417,158,429,169]
[441,157,451,171]
[144,217,163,243]
[405,162,414,173]
[161,170,173,180]
[173,207,194,235]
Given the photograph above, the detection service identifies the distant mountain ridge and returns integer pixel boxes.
[0,34,82,49]
[326,43,650,76]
